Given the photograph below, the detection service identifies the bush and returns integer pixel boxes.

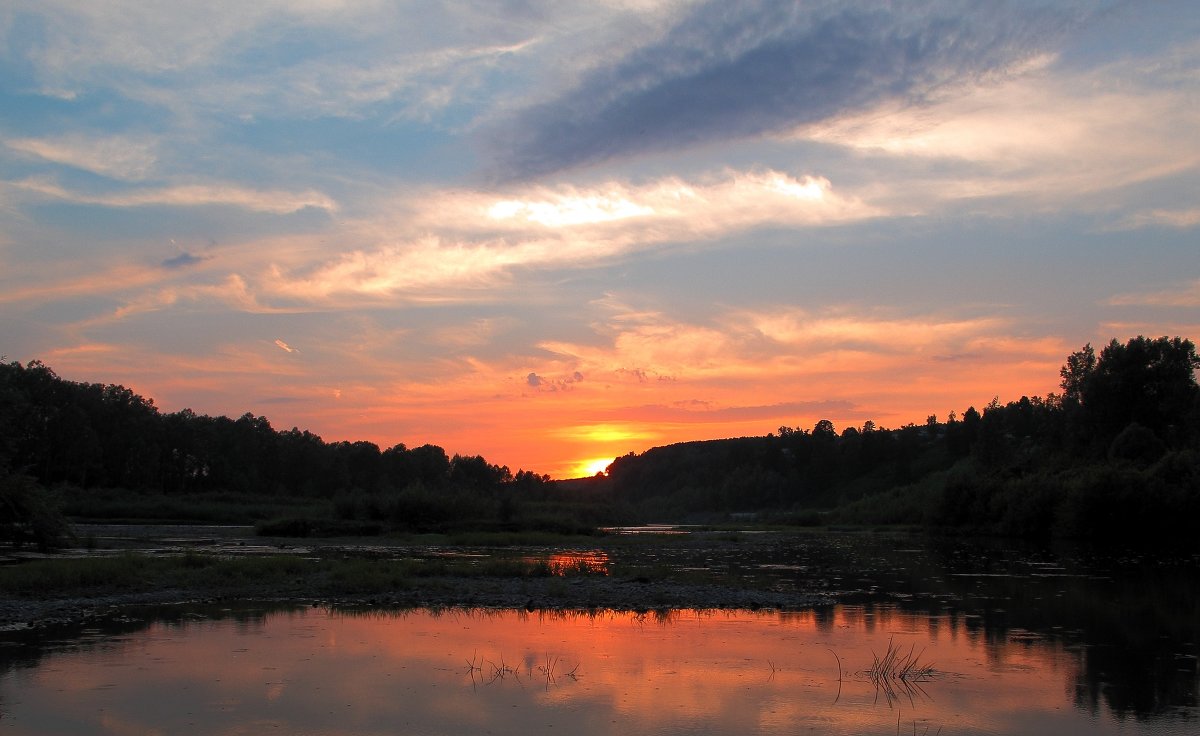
[1108,422,1165,467]
[0,471,73,550]
[1058,464,1148,540]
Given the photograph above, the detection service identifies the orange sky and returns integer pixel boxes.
[33,320,1076,478]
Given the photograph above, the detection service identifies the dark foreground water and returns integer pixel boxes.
[2,531,1197,735]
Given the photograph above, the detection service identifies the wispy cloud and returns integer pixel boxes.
[6,134,159,181]
[64,274,290,329]
[0,263,168,306]
[596,399,858,425]
[6,1,581,125]
[1111,207,1200,231]
[10,178,336,214]
[1107,279,1200,308]
[483,0,1088,178]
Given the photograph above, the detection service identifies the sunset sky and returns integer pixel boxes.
[2,1,1198,478]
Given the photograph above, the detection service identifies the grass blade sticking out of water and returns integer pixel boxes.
[864,637,938,708]
[827,648,843,704]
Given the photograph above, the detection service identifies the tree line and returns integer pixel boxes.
[0,360,577,545]
[0,360,545,496]
[3,335,1197,546]
[599,336,1200,540]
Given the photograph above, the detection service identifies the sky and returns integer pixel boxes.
[2,1,1198,479]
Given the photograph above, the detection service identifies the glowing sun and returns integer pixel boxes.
[574,457,614,478]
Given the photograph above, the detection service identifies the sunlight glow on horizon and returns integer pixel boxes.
[575,457,616,479]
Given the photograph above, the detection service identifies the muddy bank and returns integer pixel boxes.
[1,576,832,631]
[2,523,846,630]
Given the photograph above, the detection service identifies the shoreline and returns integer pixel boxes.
[2,576,833,632]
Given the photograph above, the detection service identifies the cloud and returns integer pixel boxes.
[161,252,212,269]
[536,302,1070,414]
[475,170,875,231]
[274,339,300,354]
[65,274,289,329]
[0,263,166,306]
[484,0,1085,178]
[800,46,1200,203]
[4,1,572,126]
[601,399,858,424]
[266,168,879,303]
[525,370,584,392]
[256,38,539,121]
[1111,207,1200,231]
[6,135,159,181]
[10,178,336,214]
[1107,279,1200,308]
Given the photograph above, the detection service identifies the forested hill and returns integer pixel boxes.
[594,336,1200,540]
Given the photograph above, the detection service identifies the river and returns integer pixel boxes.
[2,530,1197,734]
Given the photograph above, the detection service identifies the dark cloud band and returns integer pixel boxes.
[484,0,1089,180]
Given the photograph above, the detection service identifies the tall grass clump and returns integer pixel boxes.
[0,553,154,595]
[864,637,938,707]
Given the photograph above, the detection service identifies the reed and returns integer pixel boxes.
[869,637,935,683]
[463,650,578,687]
[865,637,938,708]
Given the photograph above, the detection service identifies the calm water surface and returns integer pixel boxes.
[2,532,1197,735]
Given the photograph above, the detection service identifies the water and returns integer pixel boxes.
[2,532,1198,735]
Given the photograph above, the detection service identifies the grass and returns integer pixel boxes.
[865,637,938,707]
[869,638,936,682]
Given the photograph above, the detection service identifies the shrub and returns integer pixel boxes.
[1108,422,1165,467]
[0,471,73,550]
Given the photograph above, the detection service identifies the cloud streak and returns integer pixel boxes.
[1108,279,1200,308]
[598,399,858,425]
[6,135,159,181]
[484,0,1086,178]
[10,178,336,214]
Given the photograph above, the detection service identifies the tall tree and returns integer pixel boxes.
[1078,336,1199,444]
[1060,343,1097,403]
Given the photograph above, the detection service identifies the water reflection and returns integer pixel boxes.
[544,550,610,576]
[2,603,1197,736]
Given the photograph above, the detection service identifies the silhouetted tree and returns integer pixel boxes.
[1077,336,1199,446]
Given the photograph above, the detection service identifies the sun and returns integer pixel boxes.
[574,456,614,478]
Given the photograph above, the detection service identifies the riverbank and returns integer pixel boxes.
[1,575,833,631]
[0,526,841,630]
